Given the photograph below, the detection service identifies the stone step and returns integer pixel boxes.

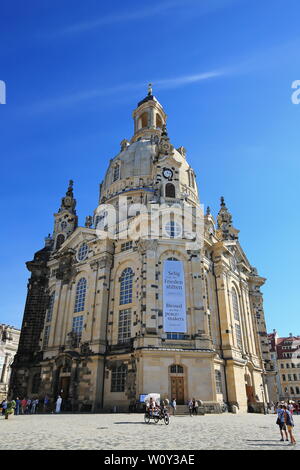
[170,405,205,415]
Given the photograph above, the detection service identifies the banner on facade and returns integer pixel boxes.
[163,260,187,333]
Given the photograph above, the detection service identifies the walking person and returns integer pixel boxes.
[4,399,16,419]
[1,399,7,416]
[55,395,62,413]
[282,405,296,445]
[193,398,198,416]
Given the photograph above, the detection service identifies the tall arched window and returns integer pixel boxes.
[56,234,65,250]
[165,183,175,198]
[74,278,87,313]
[120,268,133,305]
[46,292,55,323]
[113,164,120,182]
[232,288,240,321]
[232,288,242,349]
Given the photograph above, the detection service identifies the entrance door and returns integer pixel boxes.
[59,376,70,400]
[171,377,185,404]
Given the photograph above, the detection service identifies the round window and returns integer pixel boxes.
[77,243,88,261]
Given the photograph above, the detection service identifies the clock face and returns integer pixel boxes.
[162,168,173,180]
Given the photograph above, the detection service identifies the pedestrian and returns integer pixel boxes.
[171,398,176,416]
[1,399,7,416]
[25,398,32,414]
[188,399,193,417]
[193,398,198,416]
[282,405,296,445]
[276,404,289,442]
[15,397,21,415]
[43,395,50,413]
[4,399,16,419]
[21,398,27,415]
[31,398,38,414]
[55,395,62,413]
[288,401,294,415]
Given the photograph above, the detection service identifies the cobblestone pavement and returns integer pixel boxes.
[0,412,299,450]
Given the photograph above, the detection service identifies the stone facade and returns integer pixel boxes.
[10,88,271,413]
[0,324,20,401]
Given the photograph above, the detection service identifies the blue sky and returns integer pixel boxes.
[0,0,299,336]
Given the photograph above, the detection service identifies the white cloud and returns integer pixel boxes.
[24,69,227,115]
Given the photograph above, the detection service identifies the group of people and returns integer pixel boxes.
[0,395,63,418]
[275,402,297,445]
[269,400,300,415]
[187,398,202,416]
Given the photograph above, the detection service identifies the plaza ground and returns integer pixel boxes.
[0,412,299,450]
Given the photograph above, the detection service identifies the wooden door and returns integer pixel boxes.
[171,377,185,404]
[59,377,70,400]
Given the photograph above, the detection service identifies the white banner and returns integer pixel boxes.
[163,260,187,333]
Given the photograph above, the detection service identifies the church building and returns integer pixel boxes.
[10,87,271,413]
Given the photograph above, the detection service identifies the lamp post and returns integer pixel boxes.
[260,384,267,415]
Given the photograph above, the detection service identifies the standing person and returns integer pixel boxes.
[172,398,176,416]
[282,405,296,445]
[276,404,289,442]
[26,398,32,415]
[43,395,50,413]
[188,399,193,417]
[31,398,38,414]
[15,397,21,415]
[21,398,27,415]
[55,395,62,413]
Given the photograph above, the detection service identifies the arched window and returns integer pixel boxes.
[56,234,65,250]
[74,278,87,313]
[156,114,163,128]
[111,364,127,392]
[167,257,178,261]
[113,164,120,182]
[231,288,240,321]
[77,242,88,261]
[120,268,133,305]
[46,292,55,323]
[140,112,148,128]
[165,183,175,198]
[232,288,242,350]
